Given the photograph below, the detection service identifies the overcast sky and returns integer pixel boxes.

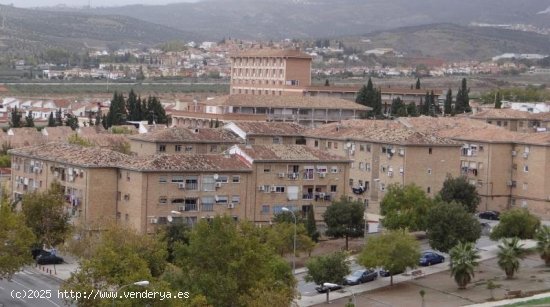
[0,0,199,7]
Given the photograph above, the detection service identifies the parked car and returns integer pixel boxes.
[343,269,378,285]
[379,268,405,277]
[419,252,445,266]
[31,248,50,260]
[36,254,63,265]
[315,283,342,293]
[478,211,500,220]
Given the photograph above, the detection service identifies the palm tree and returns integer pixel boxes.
[497,237,526,279]
[536,225,550,265]
[450,242,480,289]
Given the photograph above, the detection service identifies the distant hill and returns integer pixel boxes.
[344,24,550,61]
[86,0,550,40]
[0,5,197,57]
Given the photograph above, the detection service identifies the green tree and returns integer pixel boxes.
[95,109,102,127]
[48,112,56,127]
[497,237,526,279]
[9,106,22,128]
[145,96,168,125]
[355,78,381,117]
[61,224,171,306]
[536,225,550,265]
[305,251,350,285]
[438,176,480,213]
[494,91,502,109]
[55,108,63,126]
[323,198,365,250]
[272,211,304,224]
[306,206,319,242]
[407,102,418,117]
[490,208,541,240]
[0,197,35,280]
[25,113,35,127]
[416,77,421,89]
[170,217,296,307]
[21,182,71,247]
[391,97,407,117]
[159,223,190,263]
[380,184,432,231]
[65,114,79,130]
[426,201,481,253]
[449,242,480,289]
[444,89,453,116]
[126,89,140,121]
[105,91,127,128]
[358,230,420,285]
[266,222,315,257]
[67,134,93,147]
[455,78,471,114]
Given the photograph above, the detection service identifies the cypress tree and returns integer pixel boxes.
[306,206,319,242]
[355,85,368,105]
[495,91,502,109]
[25,113,34,127]
[10,107,22,128]
[415,78,421,89]
[55,108,63,126]
[444,89,453,116]
[48,112,56,127]
[455,78,471,114]
[126,89,138,121]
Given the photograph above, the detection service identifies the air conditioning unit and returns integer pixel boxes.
[319,192,326,198]
[178,183,185,189]
[511,150,517,156]
[507,181,513,187]
[319,173,326,178]
[227,203,235,209]
[258,185,265,192]
[270,186,277,192]
[278,172,285,178]
[387,171,393,177]
[215,182,222,188]
[399,149,405,156]
[523,152,529,158]
[179,206,185,211]
[150,218,158,224]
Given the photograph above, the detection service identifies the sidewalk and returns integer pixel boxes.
[295,240,537,307]
[28,252,78,282]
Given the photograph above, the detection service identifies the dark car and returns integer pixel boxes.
[31,248,50,260]
[36,254,63,265]
[478,211,500,220]
[419,252,445,266]
[379,268,405,277]
[343,269,378,285]
[315,284,342,293]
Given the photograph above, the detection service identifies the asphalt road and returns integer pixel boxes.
[0,268,66,307]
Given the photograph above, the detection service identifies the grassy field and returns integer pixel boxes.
[502,296,550,306]
[6,83,229,95]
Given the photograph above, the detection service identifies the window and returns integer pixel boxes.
[427,168,432,175]
[126,172,130,181]
[202,175,215,191]
[159,176,167,184]
[175,145,182,152]
[261,205,270,214]
[231,195,240,204]
[171,176,184,183]
[359,144,365,151]
[314,140,319,148]
[184,199,198,211]
[215,195,228,204]
[366,144,371,152]
[272,137,281,144]
[185,146,194,153]
[159,144,166,152]
[232,176,240,183]
[330,185,337,192]
[317,165,328,173]
[524,165,529,172]
[331,166,339,173]
[523,183,528,191]
[359,162,364,170]
[366,163,371,172]
[159,196,167,204]
[263,166,271,173]
[124,194,130,201]
[334,142,339,149]
[428,147,433,154]
[427,187,431,193]
[210,145,218,152]
[303,166,314,180]
[327,142,332,149]
[201,196,214,212]
[274,186,285,193]
[216,176,229,184]
[186,176,199,190]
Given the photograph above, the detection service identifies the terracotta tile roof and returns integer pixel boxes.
[122,154,252,172]
[9,143,130,168]
[42,126,75,142]
[3,128,45,148]
[205,95,369,111]
[398,116,519,143]
[304,120,459,146]
[470,109,536,120]
[306,85,444,96]
[230,48,312,59]
[228,121,306,136]
[128,127,242,144]
[235,144,350,162]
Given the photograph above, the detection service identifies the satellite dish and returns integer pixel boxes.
[391,149,396,154]
[346,142,352,148]
[213,174,219,180]
[167,216,173,223]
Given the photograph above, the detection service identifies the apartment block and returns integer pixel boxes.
[303,120,461,213]
[230,49,312,96]
[470,108,550,133]
[128,126,242,156]
[223,121,307,145]
[229,144,351,223]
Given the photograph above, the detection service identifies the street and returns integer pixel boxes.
[0,268,66,307]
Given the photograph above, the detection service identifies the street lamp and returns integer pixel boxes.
[281,207,297,274]
[112,280,149,306]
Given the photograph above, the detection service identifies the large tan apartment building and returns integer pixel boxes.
[10,142,351,233]
[303,120,461,213]
[230,49,312,96]
[470,108,550,133]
